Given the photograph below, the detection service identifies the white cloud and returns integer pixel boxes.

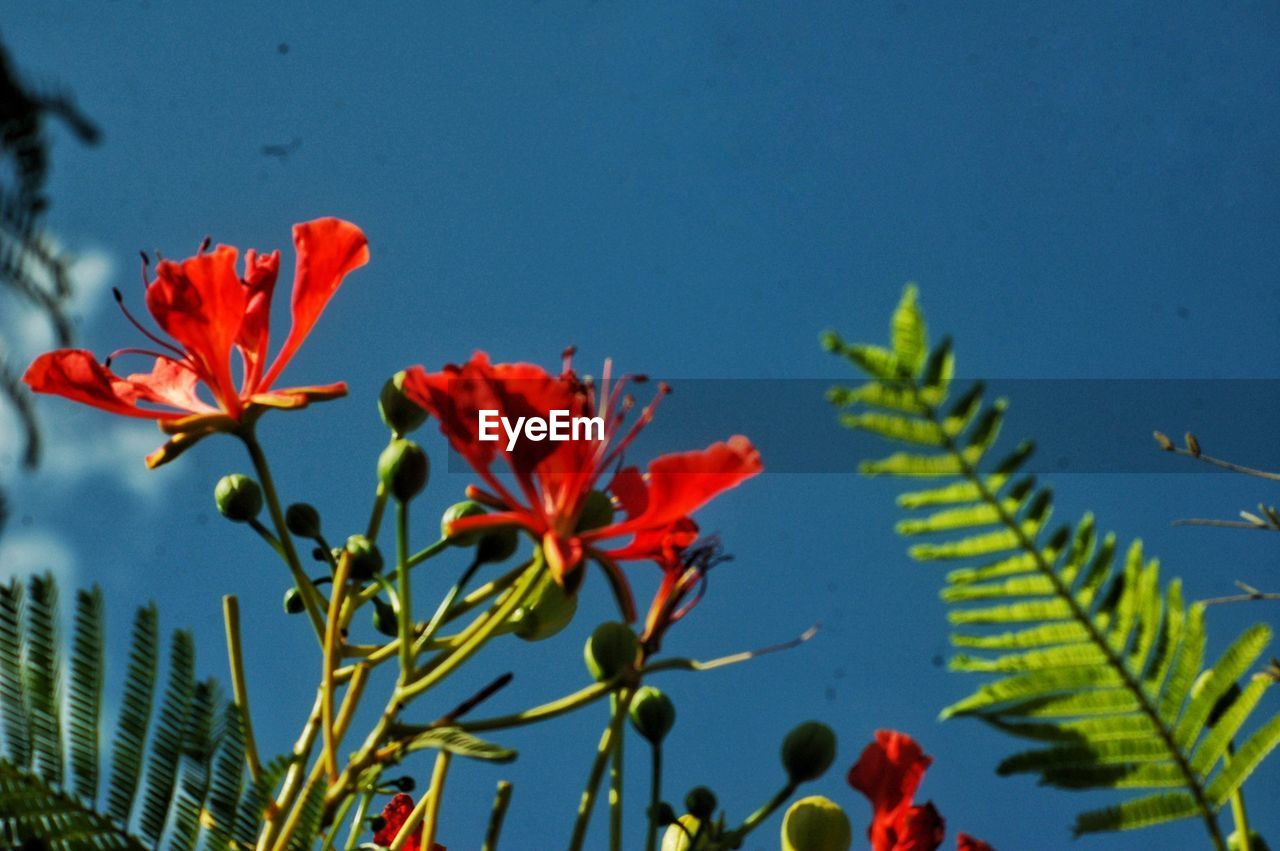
[2,244,166,498]
[0,530,77,586]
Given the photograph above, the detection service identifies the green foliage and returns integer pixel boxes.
[0,573,268,850]
[827,287,1280,846]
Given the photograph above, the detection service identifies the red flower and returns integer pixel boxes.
[23,218,369,467]
[372,793,445,851]
[848,730,993,851]
[402,351,761,609]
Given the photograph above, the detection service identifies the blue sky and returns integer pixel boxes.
[3,3,1280,849]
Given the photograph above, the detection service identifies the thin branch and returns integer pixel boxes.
[1202,581,1280,607]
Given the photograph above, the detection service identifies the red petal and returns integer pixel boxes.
[609,436,762,533]
[237,247,281,391]
[956,833,994,851]
[23,350,185,420]
[145,245,245,411]
[849,730,934,851]
[897,802,946,851]
[373,794,417,847]
[260,218,369,389]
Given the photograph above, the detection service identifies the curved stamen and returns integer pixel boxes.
[105,347,185,368]
[112,288,185,359]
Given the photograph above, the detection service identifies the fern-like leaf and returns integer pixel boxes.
[828,286,1280,847]
[0,573,241,849]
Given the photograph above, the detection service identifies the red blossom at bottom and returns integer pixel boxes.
[372,794,445,851]
[848,730,994,851]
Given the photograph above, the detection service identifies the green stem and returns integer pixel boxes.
[609,693,626,851]
[568,690,631,851]
[482,781,514,851]
[321,790,357,850]
[1225,744,1252,851]
[396,502,413,682]
[242,430,327,641]
[645,744,663,851]
[341,790,373,851]
[397,558,540,701]
[367,482,389,540]
[728,781,797,845]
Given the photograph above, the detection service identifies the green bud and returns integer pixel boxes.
[781,721,837,783]
[661,815,701,851]
[378,439,429,503]
[651,803,678,830]
[379,370,427,435]
[282,586,305,615]
[215,474,263,522]
[630,686,676,744]
[684,786,716,820]
[344,534,384,580]
[1229,830,1272,851]
[583,622,638,682]
[441,501,486,546]
[285,503,322,539]
[371,597,398,637]
[512,570,578,641]
[781,796,852,851]
[575,490,615,532]
[476,527,519,565]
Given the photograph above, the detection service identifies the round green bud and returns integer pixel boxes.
[1229,830,1272,851]
[630,686,676,744]
[215,474,263,522]
[781,796,852,851]
[441,501,486,546]
[661,815,701,851]
[344,534,384,580]
[285,503,322,539]
[282,586,305,615]
[379,370,427,435]
[371,597,398,637]
[378,439,430,503]
[781,721,837,783]
[476,527,519,565]
[684,786,717,820]
[575,490,615,533]
[583,622,638,682]
[650,802,677,827]
[512,570,578,641]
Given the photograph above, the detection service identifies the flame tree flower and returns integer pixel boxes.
[848,730,993,851]
[23,217,368,466]
[402,350,761,615]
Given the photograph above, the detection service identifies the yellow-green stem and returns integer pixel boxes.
[222,595,262,782]
[482,781,513,851]
[242,430,327,641]
[568,689,631,851]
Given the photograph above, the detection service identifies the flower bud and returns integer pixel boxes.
[684,786,716,820]
[282,586,305,614]
[477,528,519,565]
[630,686,676,744]
[379,370,427,435]
[371,597,398,637]
[650,802,677,827]
[661,815,701,851]
[392,775,416,793]
[344,534,384,580]
[781,796,852,851]
[378,439,429,503]
[441,501,486,546]
[285,503,322,539]
[215,474,263,522]
[781,721,837,783]
[575,490,615,533]
[583,622,638,682]
[511,570,578,641]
